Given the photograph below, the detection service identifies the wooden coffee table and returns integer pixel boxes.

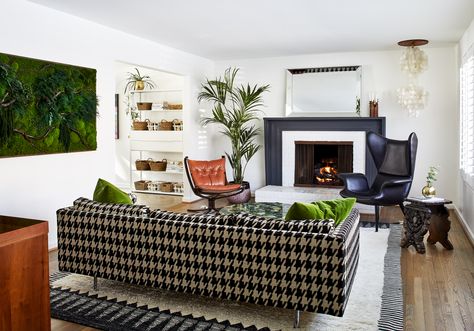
[401,197,453,253]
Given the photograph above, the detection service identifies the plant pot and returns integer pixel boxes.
[422,183,436,198]
[135,81,145,90]
[227,181,251,204]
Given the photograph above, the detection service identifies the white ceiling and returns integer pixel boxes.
[29,0,474,60]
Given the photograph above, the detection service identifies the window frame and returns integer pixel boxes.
[460,45,474,187]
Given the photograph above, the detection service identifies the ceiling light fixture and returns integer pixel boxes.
[397,39,429,117]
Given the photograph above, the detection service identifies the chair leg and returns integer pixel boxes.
[208,199,217,211]
[293,310,301,328]
[187,198,219,213]
[375,205,380,232]
[399,202,405,215]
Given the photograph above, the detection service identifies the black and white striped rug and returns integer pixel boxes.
[50,224,403,331]
[378,224,404,331]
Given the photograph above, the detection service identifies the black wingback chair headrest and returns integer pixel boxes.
[367,131,418,178]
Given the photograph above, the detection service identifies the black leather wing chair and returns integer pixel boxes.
[338,131,418,231]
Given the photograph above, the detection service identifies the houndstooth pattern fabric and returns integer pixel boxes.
[232,213,335,234]
[57,207,360,316]
[149,210,335,234]
[73,197,150,217]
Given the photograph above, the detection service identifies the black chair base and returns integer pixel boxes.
[187,199,220,214]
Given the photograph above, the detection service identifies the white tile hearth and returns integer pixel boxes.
[255,185,374,214]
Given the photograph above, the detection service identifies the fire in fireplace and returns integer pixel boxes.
[294,141,353,187]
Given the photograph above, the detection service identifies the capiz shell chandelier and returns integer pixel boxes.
[397,84,428,117]
[397,39,429,117]
[400,46,428,75]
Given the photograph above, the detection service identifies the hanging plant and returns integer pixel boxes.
[124,68,155,93]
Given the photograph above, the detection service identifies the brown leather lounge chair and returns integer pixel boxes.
[184,156,245,213]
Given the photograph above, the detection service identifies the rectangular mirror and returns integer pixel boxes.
[286,66,361,116]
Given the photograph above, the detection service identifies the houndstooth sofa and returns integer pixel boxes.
[57,198,360,317]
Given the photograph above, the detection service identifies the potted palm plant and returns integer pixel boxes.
[198,67,269,203]
[124,68,156,93]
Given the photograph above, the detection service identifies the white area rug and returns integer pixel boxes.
[52,227,391,331]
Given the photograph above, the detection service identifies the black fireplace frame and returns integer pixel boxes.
[263,117,386,186]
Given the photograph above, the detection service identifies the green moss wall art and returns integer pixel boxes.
[0,52,97,157]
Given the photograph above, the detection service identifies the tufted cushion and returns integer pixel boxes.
[73,197,149,217]
[187,158,227,187]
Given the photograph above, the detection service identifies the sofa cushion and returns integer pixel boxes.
[93,178,133,205]
[285,198,356,225]
[150,210,235,226]
[73,197,149,217]
[234,213,335,234]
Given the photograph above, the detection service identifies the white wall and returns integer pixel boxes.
[459,18,474,238]
[0,0,213,248]
[215,47,459,205]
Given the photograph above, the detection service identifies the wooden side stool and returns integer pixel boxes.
[401,197,453,254]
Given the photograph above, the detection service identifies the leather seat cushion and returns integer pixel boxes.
[197,184,241,193]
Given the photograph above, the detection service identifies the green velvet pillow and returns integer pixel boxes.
[312,198,356,225]
[285,198,356,225]
[285,202,333,221]
[93,178,133,205]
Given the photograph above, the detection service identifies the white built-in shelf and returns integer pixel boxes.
[130,89,182,94]
[133,169,184,175]
[133,189,183,196]
[129,130,183,142]
[138,109,183,113]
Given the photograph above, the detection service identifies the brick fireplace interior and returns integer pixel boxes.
[294,141,353,187]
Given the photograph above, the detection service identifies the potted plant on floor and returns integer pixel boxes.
[198,67,270,203]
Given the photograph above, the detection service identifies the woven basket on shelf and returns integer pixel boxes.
[167,104,183,110]
[135,159,151,171]
[160,182,173,192]
[149,159,167,171]
[172,119,183,131]
[132,120,149,131]
[134,180,151,191]
[136,102,153,111]
[159,120,173,131]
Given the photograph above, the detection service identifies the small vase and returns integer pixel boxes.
[422,183,436,198]
[135,81,145,90]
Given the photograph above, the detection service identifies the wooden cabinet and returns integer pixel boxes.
[0,215,50,331]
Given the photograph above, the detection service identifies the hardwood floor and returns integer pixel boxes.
[50,195,474,331]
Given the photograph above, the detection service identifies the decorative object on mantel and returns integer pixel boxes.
[396,39,429,117]
[369,93,379,117]
[198,67,270,203]
[422,165,439,198]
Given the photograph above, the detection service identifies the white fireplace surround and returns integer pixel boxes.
[281,131,366,186]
